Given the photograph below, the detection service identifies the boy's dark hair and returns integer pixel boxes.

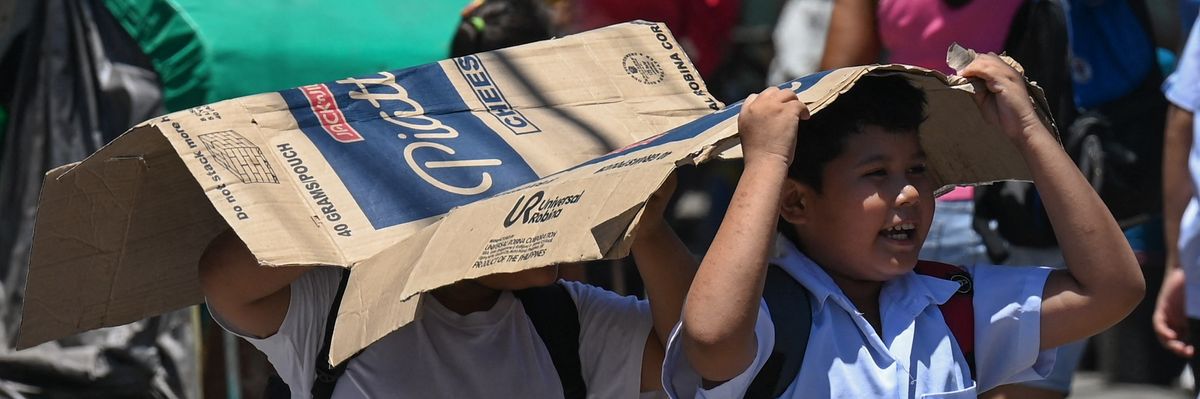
[450,0,553,58]
[787,74,928,192]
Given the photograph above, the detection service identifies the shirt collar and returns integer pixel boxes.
[770,235,961,312]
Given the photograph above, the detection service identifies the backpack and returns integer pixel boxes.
[744,261,975,398]
[974,0,1166,256]
[268,270,588,399]
[1061,0,1166,227]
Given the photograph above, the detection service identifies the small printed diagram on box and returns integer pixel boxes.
[199,130,280,184]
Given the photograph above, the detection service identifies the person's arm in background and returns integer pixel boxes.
[819,0,880,69]
[631,175,699,390]
[199,229,312,338]
[1155,104,1196,357]
[1153,18,1200,358]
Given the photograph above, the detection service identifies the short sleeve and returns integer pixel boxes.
[662,301,776,399]
[207,267,343,396]
[965,263,1056,391]
[561,281,654,398]
[1165,21,1200,112]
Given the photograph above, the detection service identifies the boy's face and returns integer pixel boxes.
[788,126,935,282]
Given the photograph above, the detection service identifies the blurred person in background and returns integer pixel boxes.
[562,0,741,80]
[1187,1,1200,33]
[1155,10,1200,393]
[1069,0,1185,387]
[452,0,553,60]
[766,0,833,84]
[818,0,1083,397]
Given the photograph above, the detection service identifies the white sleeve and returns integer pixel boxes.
[662,301,776,399]
[207,267,344,396]
[560,280,654,398]
[966,263,1056,391]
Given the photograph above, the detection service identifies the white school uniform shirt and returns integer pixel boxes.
[210,267,653,398]
[1167,20,1200,319]
[662,238,1055,399]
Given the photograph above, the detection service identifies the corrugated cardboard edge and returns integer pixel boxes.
[17,125,226,348]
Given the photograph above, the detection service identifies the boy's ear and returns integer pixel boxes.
[779,180,809,224]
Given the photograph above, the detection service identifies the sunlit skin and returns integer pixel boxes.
[785,127,934,330]
[788,129,934,293]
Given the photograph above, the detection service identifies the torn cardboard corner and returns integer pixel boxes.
[325,57,1060,364]
[17,21,724,349]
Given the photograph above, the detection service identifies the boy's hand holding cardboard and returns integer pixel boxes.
[737,87,810,167]
[958,53,1045,144]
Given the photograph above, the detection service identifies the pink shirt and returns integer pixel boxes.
[876,0,1024,200]
[877,0,1024,74]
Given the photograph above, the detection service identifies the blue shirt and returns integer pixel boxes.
[1165,18,1200,318]
[662,237,1055,399]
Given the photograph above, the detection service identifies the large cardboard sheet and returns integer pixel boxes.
[18,21,721,349]
[328,54,1059,363]
[20,23,1056,365]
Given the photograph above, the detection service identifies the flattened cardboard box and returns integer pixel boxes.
[18,21,722,349]
[328,51,1059,363]
[22,27,1057,366]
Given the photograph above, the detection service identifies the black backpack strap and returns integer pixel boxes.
[514,283,587,399]
[745,265,812,399]
[311,268,352,399]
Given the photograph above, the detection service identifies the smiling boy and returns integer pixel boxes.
[662,55,1144,398]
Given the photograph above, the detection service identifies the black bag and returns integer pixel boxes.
[1059,0,1166,227]
[1065,84,1166,227]
[975,0,1164,257]
[0,0,197,397]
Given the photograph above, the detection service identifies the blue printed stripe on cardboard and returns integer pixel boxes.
[280,61,539,230]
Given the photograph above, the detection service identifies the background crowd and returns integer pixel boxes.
[0,0,1197,397]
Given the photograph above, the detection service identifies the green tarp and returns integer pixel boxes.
[105,0,468,111]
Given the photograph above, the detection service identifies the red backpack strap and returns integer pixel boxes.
[914,260,976,380]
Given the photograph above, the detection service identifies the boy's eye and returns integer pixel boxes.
[863,169,887,178]
[907,164,928,175]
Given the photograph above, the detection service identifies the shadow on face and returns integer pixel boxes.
[475,265,561,291]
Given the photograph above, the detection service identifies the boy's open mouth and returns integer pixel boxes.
[880,223,916,241]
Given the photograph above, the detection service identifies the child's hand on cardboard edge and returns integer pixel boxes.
[737,87,810,167]
[958,53,1045,143]
[633,173,678,244]
[644,172,678,222]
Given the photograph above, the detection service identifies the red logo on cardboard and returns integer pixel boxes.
[301,84,363,143]
[607,131,666,155]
